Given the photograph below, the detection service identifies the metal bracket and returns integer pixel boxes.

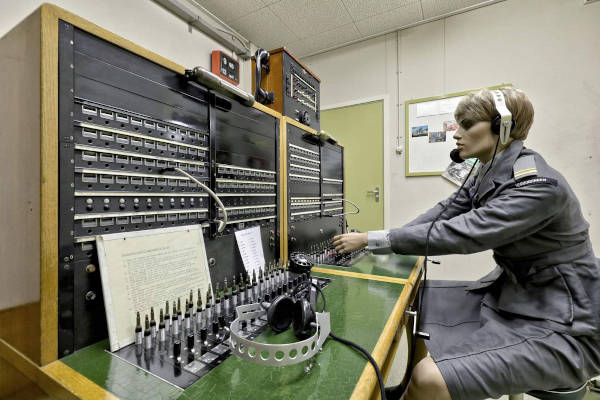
[405,310,430,340]
[230,303,330,366]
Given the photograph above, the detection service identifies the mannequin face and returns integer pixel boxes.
[453,121,498,163]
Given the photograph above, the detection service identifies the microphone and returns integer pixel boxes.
[450,149,464,163]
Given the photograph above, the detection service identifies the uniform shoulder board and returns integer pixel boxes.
[514,176,558,188]
[513,155,538,180]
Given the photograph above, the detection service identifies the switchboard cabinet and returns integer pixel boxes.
[283,118,346,257]
[0,5,283,385]
[0,6,348,397]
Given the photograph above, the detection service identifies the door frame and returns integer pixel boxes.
[321,95,391,229]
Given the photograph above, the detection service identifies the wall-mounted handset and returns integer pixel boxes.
[254,48,275,104]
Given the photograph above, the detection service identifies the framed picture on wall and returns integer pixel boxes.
[404,84,511,176]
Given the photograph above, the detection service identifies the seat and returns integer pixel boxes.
[508,381,588,400]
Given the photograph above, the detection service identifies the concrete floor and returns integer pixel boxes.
[384,332,600,400]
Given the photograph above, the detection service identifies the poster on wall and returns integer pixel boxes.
[405,85,510,176]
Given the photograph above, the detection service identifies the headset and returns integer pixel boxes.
[490,89,516,145]
[230,260,387,399]
[450,89,515,163]
[387,89,515,399]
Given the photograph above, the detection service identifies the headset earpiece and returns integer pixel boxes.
[491,114,516,136]
[266,296,296,333]
[265,291,316,339]
[293,298,315,339]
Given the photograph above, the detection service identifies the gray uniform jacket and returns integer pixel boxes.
[370,140,599,336]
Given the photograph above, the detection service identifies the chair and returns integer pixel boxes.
[508,381,588,400]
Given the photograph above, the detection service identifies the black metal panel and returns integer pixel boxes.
[204,228,276,287]
[320,142,343,180]
[282,52,320,130]
[213,94,277,171]
[58,22,214,356]
[286,132,346,256]
[206,92,279,281]
[73,29,209,131]
[58,20,76,357]
[288,218,344,252]
[287,124,320,197]
[73,258,107,349]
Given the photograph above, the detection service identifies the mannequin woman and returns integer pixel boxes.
[333,88,600,400]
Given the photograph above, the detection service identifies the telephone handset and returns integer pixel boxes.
[254,48,275,104]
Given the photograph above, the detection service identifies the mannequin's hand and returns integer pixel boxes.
[332,232,368,253]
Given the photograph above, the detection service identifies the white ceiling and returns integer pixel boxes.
[193,0,503,58]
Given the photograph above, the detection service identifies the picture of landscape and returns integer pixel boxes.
[429,131,446,143]
[411,125,428,137]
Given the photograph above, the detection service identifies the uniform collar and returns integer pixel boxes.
[475,140,524,200]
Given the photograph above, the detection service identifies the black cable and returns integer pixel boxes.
[292,280,326,312]
[311,278,385,399]
[329,332,386,400]
[311,281,326,313]
[387,156,481,400]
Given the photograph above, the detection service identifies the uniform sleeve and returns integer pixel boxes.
[388,180,567,255]
[404,175,476,227]
[367,230,392,254]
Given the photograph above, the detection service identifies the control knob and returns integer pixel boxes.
[298,110,310,126]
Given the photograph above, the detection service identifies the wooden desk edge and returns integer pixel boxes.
[0,338,116,400]
[42,360,119,400]
[350,256,424,400]
[311,267,409,285]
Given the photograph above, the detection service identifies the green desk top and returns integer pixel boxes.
[317,254,420,280]
[61,270,407,400]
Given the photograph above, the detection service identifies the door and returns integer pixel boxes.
[321,100,384,232]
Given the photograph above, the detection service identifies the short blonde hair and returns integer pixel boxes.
[454,87,534,141]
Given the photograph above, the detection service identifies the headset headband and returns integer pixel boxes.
[230,303,330,366]
[490,89,513,145]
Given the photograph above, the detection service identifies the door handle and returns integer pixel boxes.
[367,187,380,202]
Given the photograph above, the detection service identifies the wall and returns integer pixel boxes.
[0,0,255,93]
[305,0,600,280]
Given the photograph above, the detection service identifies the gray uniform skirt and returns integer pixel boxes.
[420,280,600,400]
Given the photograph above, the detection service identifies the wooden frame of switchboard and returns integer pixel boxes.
[0,3,283,378]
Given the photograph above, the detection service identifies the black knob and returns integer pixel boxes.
[299,110,310,126]
[187,333,195,350]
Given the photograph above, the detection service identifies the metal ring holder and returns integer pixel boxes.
[229,303,330,367]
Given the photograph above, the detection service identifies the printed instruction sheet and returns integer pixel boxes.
[234,226,266,278]
[97,225,212,351]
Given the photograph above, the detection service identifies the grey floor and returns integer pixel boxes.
[385,332,600,400]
